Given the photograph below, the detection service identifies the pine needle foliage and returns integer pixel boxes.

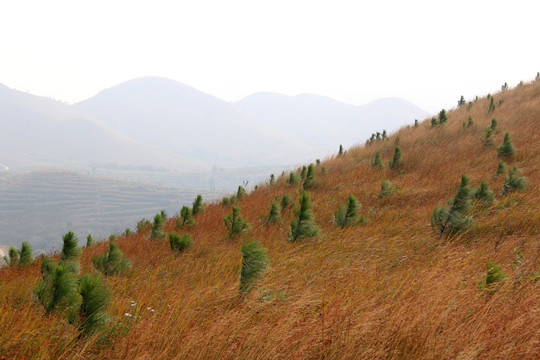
[474,181,495,207]
[389,147,401,169]
[19,242,33,266]
[300,166,307,180]
[431,174,474,238]
[61,231,81,262]
[224,206,250,238]
[371,152,383,169]
[35,260,81,318]
[86,234,94,248]
[497,133,515,158]
[379,180,395,198]
[237,186,247,199]
[287,172,301,186]
[177,206,195,229]
[338,144,344,156]
[136,218,152,233]
[240,241,268,294]
[281,194,292,210]
[169,233,192,253]
[288,192,320,242]
[4,247,19,267]
[192,194,204,215]
[494,161,507,178]
[334,195,361,228]
[266,201,281,224]
[503,166,528,195]
[303,164,315,190]
[438,109,448,125]
[92,241,131,276]
[78,273,111,334]
[480,262,506,293]
[150,213,165,240]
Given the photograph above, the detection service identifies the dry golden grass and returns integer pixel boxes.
[1,80,540,359]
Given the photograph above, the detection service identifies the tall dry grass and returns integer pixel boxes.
[1,79,539,359]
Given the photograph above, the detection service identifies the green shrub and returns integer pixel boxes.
[237,185,247,199]
[458,96,465,107]
[269,174,275,185]
[438,109,448,125]
[150,213,165,240]
[266,201,281,224]
[169,233,192,253]
[494,161,506,178]
[281,194,292,210]
[78,273,111,334]
[62,231,81,262]
[92,241,131,276]
[300,166,307,180]
[334,195,361,228]
[503,166,528,195]
[371,152,383,169]
[497,133,515,158]
[431,117,439,128]
[287,172,301,186]
[224,206,249,238]
[136,218,152,233]
[431,174,473,238]
[192,194,204,215]
[19,242,33,266]
[379,180,395,198]
[303,164,316,190]
[3,247,19,267]
[240,241,268,294]
[480,262,506,293]
[222,196,230,206]
[86,234,94,248]
[414,119,419,128]
[177,206,195,229]
[288,192,320,242]
[389,147,401,169]
[160,210,168,221]
[488,97,496,112]
[338,144,344,156]
[474,181,495,206]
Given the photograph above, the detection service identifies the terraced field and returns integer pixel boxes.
[0,170,220,252]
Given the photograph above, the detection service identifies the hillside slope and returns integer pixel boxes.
[0,79,539,359]
[0,83,207,172]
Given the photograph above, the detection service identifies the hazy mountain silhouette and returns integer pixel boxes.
[77,77,314,166]
[0,83,208,172]
[235,93,430,150]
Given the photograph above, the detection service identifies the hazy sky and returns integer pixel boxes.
[0,0,538,113]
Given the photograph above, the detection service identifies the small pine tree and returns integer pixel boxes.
[338,144,344,156]
[160,210,168,221]
[371,152,383,169]
[389,147,401,169]
[281,194,291,210]
[222,196,230,206]
[237,185,247,199]
[474,181,495,207]
[136,218,152,233]
[414,119,419,128]
[4,247,19,267]
[458,95,465,107]
[224,206,249,238]
[431,117,439,128]
[86,234,94,248]
[494,161,506,178]
[438,109,448,125]
[497,133,515,158]
[379,180,395,198]
[150,213,165,240]
[488,97,496,112]
[303,164,315,190]
[300,166,307,180]
[269,174,275,185]
[501,82,508,91]
[431,174,474,238]
[78,273,111,334]
[192,195,204,215]
[287,172,300,186]
[288,192,320,242]
[62,232,81,262]
[480,262,506,293]
[35,260,81,317]
[177,206,195,229]
[503,166,528,195]
[240,241,268,294]
[169,233,192,253]
[266,201,281,224]
[490,118,498,131]
[334,195,361,228]
[382,130,388,139]
[467,116,474,127]
[92,241,131,276]
[19,242,33,266]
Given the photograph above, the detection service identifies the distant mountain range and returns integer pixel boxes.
[1,77,429,172]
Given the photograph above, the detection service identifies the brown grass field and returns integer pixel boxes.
[1,79,539,359]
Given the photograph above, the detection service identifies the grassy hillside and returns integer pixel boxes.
[0,170,220,251]
[1,79,539,359]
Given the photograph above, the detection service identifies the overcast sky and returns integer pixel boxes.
[0,0,538,113]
